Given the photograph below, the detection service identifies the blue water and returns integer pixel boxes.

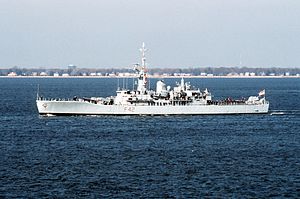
[1,78,299,198]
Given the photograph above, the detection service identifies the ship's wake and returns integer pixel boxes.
[270,110,300,115]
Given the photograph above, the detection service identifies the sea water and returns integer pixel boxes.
[0,78,299,198]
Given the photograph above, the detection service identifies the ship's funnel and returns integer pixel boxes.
[156,80,166,94]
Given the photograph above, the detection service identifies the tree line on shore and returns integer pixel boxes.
[1,66,299,76]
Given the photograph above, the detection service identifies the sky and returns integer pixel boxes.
[0,0,299,68]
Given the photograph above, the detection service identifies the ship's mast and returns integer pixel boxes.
[136,42,148,93]
[141,42,147,68]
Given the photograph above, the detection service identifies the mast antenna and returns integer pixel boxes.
[140,42,147,68]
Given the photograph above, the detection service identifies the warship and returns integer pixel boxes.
[36,43,269,115]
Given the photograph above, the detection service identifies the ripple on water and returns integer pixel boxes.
[1,78,300,197]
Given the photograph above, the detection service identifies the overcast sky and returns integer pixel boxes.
[0,0,299,68]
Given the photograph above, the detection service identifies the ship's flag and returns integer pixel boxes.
[259,89,265,96]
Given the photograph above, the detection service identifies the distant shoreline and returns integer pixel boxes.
[1,75,299,79]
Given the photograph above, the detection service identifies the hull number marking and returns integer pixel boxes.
[124,107,135,112]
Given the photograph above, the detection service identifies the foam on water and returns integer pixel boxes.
[270,109,300,115]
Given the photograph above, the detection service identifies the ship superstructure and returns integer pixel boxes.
[36,43,269,115]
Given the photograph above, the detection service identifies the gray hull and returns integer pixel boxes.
[37,100,269,115]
